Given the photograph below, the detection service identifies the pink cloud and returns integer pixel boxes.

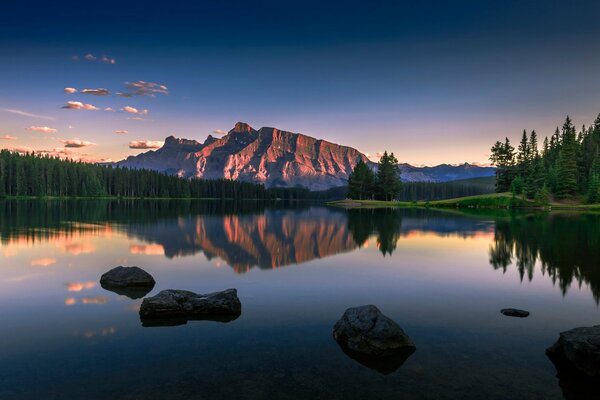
[114,130,128,134]
[31,257,57,267]
[0,135,17,140]
[81,88,110,96]
[64,87,77,94]
[212,129,227,135]
[62,101,99,111]
[27,126,57,133]
[60,138,97,148]
[129,140,164,149]
[119,81,168,97]
[122,106,148,115]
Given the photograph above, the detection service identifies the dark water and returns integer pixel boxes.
[0,200,599,399]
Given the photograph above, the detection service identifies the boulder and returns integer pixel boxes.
[500,308,530,318]
[139,288,241,326]
[100,266,155,299]
[546,325,600,378]
[333,305,415,360]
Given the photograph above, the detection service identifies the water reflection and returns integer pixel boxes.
[2,200,600,304]
[489,212,600,303]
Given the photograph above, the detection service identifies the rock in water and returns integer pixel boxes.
[100,266,155,299]
[546,325,600,377]
[139,289,241,326]
[333,305,415,359]
[501,308,530,318]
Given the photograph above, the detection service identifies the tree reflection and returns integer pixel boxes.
[489,212,600,303]
[346,209,403,256]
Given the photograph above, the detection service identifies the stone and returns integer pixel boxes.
[333,305,415,359]
[546,325,600,378]
[139,288,241,326]
[500,308,530,318]
[100,266,155,299]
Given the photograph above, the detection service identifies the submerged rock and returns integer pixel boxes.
[100,266,155,299]
[546,325,600,377]
[500,308,530,318]
[333,305,415,364]
[546,325,600,399]
[139,288,241,326]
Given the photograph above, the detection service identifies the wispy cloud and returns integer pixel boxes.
[62,101,99,111]
[212,129,227,135]
[61,138,97,148]
[2,146,33,153]
[0,135,17,140]
[73,54,116,64]
[122,106,148,115]
[129,140,164,149]
[81,88,110,96]
[27,126,57,134]
[2,108,55,120]
[118,81,168,97]
[64,87,78,94]
[31,257,57,267]
[114,130,128,134]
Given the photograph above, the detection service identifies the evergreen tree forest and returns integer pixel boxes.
[490,114,600,203]
[347,151,402,200]
[0,150,271,199]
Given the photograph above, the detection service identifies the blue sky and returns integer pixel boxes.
[1,0,600,164]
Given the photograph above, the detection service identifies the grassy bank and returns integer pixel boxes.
[328,193,600,211]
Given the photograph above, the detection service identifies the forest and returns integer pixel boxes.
[0,150,272,199]
[489,114,600,203]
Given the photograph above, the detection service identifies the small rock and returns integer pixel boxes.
[139,288,241,326]
[501,308,530,318]
[546,325,600,378]
[100,266,155,299]
[100,266,155,287]
[333,305,415,359]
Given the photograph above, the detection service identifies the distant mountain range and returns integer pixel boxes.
[116,122,495,190]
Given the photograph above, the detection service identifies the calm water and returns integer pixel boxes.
[0,200,599,399]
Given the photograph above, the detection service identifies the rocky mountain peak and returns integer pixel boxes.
[232,122,254,133]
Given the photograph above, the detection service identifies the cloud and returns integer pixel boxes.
[61,138,97,148]
[27,126,57,133]
[212,129,227,135]
[66,281,96,292]
[129,140,164,149]
[114,130,128,134]
[129,244,165,255]
[122,106,148,115]
[104,107,115,112]
[31,257,57,267]
[62,101,99,111]
[3,108,55,120]
[127,117,146,121]
[118,81,168,97]
[81,88,110,96]
[81,296,108,305]
[2,146,33,154]
[64,87,78,94]
[62,243,96,255]
[0,135,17,140]
[74,54,116,64]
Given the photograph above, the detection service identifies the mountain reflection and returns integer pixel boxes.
[489,212,600,303]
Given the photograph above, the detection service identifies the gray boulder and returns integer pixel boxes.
[100,266,155,299]
[501,308,530,318]
[139,288,241,326]
[100,266,155,287]
[333,305,415,359]
[546,325,600,378]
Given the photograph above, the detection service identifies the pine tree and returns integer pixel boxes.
[556,116,579,198]
[347,159,375,200]
[489,138,515,192]
[375,151,402,201]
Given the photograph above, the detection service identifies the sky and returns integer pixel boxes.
[1,0,600,165]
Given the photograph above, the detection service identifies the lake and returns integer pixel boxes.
[0,200,598,399]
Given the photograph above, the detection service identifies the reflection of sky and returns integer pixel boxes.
[0,209,599,398]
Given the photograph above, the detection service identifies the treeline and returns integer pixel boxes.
[347,151,402,201]
[398,179,494,201]
[490,114,600,203]
[0,150,271,199]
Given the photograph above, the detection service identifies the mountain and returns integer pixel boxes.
[116,122,494,190]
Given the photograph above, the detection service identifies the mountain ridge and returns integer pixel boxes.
[116,122,495,190]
